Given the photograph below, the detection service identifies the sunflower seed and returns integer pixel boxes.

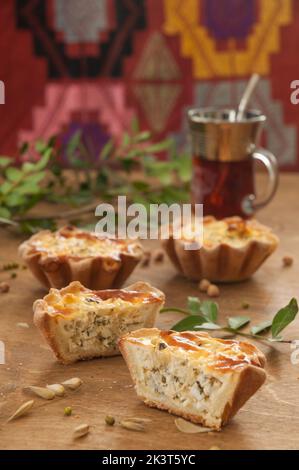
[124,417,152,424]
[174,418,211,434]
[120,420,145,432]
[46,384,65,397]
[73,423,89,439]
[16,322,30,329]
[7,400,34,422]
[26,386,55,400]
[62,378,82,390]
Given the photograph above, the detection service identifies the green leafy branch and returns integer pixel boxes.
[0,117,191,234]
[161,297,299,344]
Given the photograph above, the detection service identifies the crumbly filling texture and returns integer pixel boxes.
[26,230,138,259]
[131,343,225,424]
[181,218,275,248]
[61,308,146,355]
[124,330,264,426]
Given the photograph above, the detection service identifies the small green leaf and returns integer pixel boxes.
[0,207,11,219]
[173,153,192,183]
[172,315,206,332]
[144,140,172,153]
[131,116,139,134]
[23,152,51,174]
[187,297,201,315]
[0,156,13,168]
[66,130,82,157]
[35,139,47,153]
[5,193,27,207]
[271,298,298,338]
[16,182,41,195]
[132,180,150,191]
[134,131,151,143]
[122,132,130,147]
[6,167,22,182]
[0,181,13,195]
[251,320,272,335]
[24,171,46,185]
[100,140,114,160]
[200,301,219,323]
[144,161,173,185]
[228,316,250,331]
[22,162,36,173]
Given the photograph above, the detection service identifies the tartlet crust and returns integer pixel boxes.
[19,225,144,290]
[33,282,165,364]
[162,216,279,283]
[119,328,266,430]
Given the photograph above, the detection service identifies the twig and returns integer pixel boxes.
[161,308,293,345]
[14,202,99,222]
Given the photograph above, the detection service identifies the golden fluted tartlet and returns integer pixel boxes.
[162,216,279,283]
[19,225,143,289]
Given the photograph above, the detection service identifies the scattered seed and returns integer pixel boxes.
[125,417,152,424]
[62,378,82,390]
[207,284,220,298]
[105,415,115,426]
[26,386,55,400]
[2,262,19,271]
[16,322,30,329]
[282,255,293,267]
[7,400,34,422]
[0,282,10,293]
[64,406,72,416]
[209,446,221,450]
[153,249,164,263]
[174,418,211,434]
[73,423,89,439]
[10,272,17,279]
[198,279,210,292]
[141,252,151,267]
[120,420,145,432]
[241,301,250,309]
[47,383,65,397]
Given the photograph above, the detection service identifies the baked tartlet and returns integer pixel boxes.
[19,225,144,289]
[163,216,279,282]
[33,281,165,364]
[119,328,266,430]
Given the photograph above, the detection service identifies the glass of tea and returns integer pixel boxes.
[188,108,279,218]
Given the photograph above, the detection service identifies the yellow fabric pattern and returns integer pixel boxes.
[163,0,292,78]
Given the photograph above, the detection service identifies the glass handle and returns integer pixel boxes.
[242,148,279,215]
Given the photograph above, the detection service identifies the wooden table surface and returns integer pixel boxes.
[0,173,299,450]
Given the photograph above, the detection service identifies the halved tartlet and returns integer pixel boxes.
[119,328,266,430]
[33,281,165,364]
[163,216,279,282]
[19,225,144,289]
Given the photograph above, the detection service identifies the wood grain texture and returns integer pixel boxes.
[0,174,299,450]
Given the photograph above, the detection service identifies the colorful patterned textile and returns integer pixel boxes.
[0,0,298,168]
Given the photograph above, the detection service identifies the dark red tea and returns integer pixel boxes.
[191,156,255,219]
